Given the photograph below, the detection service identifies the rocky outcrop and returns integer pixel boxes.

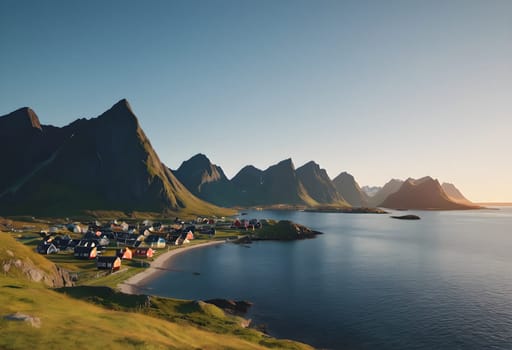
[4,313,41,328]
[254,220,322,240]
[204,299,253,314]
[2,256,73,288]
[1,234,73,288]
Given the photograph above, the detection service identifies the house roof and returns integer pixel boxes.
[97,256,120,263]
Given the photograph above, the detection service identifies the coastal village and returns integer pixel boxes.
[0,214,319,350]
[2,216,247,277]
[1,215,319,285]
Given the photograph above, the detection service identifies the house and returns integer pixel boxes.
[97,256,121,272]
[74,246,97,259]
[76,239,105,251]
[145,235,166,249]
[52,235,72,250]
[37,241,59,255]
[175,231,193,245]
[117,247,133,260]
[132,247,154,259]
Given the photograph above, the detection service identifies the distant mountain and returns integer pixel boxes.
[368,179,404,207]
[0,100,227,216]
[332,172,369,207]
[361,185,381,197]
[231,159,316,206]
[296,161,349,206]
[441,182,473,205]
[380,177,478,210]
[173,153,238,207]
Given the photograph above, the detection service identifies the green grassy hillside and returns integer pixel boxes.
[0,277,310,350]
[0,233,312,350]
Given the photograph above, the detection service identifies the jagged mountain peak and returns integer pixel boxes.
[381,175,477,210]
[296,161,349,206]
[112,98,133,113]
[333,171,368,207]
[236,164,263,175]
[175,153,229,190]
[182,153,213,168]
[337,171,355,180]
[0,106,42,131]
[273,158,295,169]
[95,99,139,129]
[300,160,319,169]
[0,100,229,216]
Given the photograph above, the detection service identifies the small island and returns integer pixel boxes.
[231,219,322,243]
[304,206,388,214]
[391,214,421,220]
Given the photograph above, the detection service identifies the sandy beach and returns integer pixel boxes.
[118,240,225,294]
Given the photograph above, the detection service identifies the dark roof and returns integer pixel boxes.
[97,256,120,263]
[74,246,96,253]
[134,247,152,252]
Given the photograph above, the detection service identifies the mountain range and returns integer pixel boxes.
[0,100,227,216]
[0,99,479,215]
[173,153,478,210]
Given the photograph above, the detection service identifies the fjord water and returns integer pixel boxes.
[146,208,512,350]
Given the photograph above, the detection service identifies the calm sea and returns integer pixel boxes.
[144,208,512,350]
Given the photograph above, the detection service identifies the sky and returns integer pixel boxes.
[1,0,511,202]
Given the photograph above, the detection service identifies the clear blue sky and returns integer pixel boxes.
[1,0,511,202]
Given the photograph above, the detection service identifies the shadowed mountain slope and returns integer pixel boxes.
[441,182,474,205]
[173,153,238,207]
[0,108,70,196]
[380,177,479,210]
[296,161,349,206]
[332,172,369,207]
[368,179,404,207]
[230,159,317,206]
[0,100,227,216]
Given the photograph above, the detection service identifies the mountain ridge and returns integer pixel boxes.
[296,161,349,206]
[0,100,480,213]
[332,171,369,207]
[380,177,478,210]
[0,100,230,216]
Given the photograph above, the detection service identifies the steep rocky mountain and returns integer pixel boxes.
[332,172,369,207]
[0,100,226,216]
[230,158,316,206]
[0,108,70,196]
[441,182,473,205]
[173,153,238,207]
[296,161,349,206]
[368,179,404,207]
[380,177,478,210]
